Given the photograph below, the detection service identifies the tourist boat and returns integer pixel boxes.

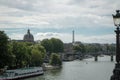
[0,67,44,80]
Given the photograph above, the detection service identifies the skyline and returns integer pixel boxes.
[0,0,120,43]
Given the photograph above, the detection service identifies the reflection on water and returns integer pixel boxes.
[24,56,115,80]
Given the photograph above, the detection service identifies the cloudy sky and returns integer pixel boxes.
[0,0,120,43]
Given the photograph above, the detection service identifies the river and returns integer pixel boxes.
[24,55,115,80]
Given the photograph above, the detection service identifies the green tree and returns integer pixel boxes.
[31,48,43,66]
[50,53,62,66]
[41,39,53,54]
[50,38,64,53]
[33,44,46,59]
[7,43,16,68]
[73,43,85,53]
[84,44,102,54]
[73,45,82,52]
[0,31,14,68]
[11,42,30,68]
[31,44,46,66]
[41,38,64,55]
[105,44,115,55]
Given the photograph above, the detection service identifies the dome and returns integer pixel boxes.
[23,29,34,42]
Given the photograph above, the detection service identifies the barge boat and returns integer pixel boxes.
[0,67,44,80]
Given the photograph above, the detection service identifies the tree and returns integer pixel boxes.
[109,44,115,54]
[73,43,85,53]
[84,43,102,55]
[50,38,64,53]
[31,48,43,66]
[50,53,62,66]
[11,42,30,68]
[31,44,46,66]
[41,39,53,54]
[7,43,16,69]
[0,31,14,68]
[73,45,82,52]
[41,38,64,54]
[105,44,115,55]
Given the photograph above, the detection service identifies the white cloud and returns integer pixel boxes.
[35,32,61,40]
[35,32,115,43]
[9,33,24,40]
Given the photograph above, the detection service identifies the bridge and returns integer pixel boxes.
[62,52,115,61]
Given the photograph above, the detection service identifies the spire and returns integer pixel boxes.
[72,30,75,44]
[27,29,30,34]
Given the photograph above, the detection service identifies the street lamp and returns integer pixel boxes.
[111,10,120,80]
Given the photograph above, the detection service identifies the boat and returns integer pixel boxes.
[0,67,44,80]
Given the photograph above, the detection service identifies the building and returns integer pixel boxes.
[23,29,34,42]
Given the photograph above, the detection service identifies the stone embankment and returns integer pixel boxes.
[42,63,61,71]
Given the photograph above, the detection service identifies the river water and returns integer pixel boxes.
[25,55,115,80]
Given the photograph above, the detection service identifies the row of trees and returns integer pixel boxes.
[73,42,115,55]
[0,31,63,69]
[0,40,46,69]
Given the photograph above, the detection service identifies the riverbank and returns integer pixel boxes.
[42,63,62,71]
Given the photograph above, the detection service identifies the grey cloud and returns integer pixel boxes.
[0,0,35,11]
[0,0,55,13]
[0,0,119,29]
[68,0,85,5]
